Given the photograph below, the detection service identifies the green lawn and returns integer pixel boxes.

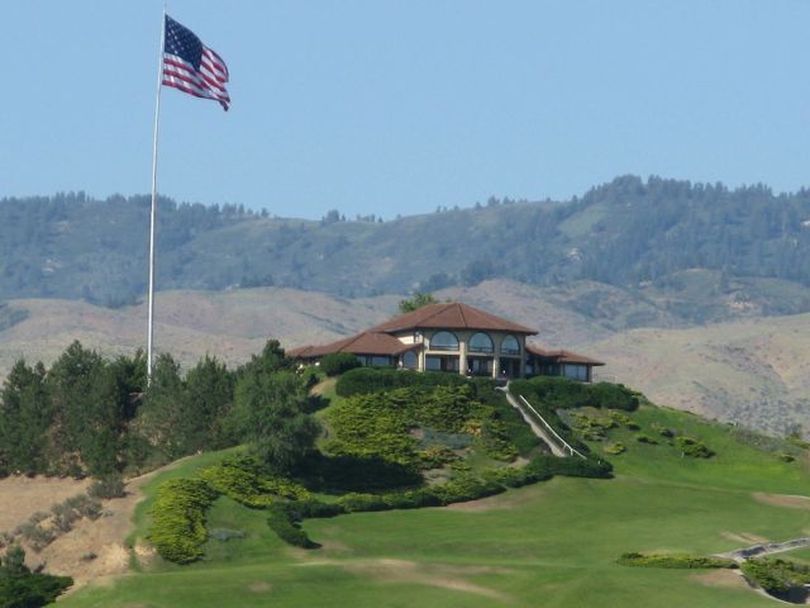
[61,404,810,608]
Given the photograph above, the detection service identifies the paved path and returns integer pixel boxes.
[717,537,810,562]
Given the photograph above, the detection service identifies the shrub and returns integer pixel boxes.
[650,422,675,438]
[547,455,613,478]
[0,573,73,607]
[569,412,616,441]
[609,411,640,430]
[618,552,737,569]
[148,478,219,563]
[88,475,126,499]
[336,493,390,513]
[287,499,345,519]
[510,377,590,409]
[336,368,466,397]
[430,475,505,505]
[418,445,460,468]
[741,558,810,595]
[635,434,657,444]
[588,383,639,411]
[604,442,626,455]
[511,378,639,413]
[198,457,310,508]
[266,504,319,549]
[676,436,714,458]
[319,353,361,377]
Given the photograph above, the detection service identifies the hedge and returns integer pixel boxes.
[336,368,467,397]
[319,353,361,377]
[618,552,737,569]
[510,377,639,412]
[148,478,219,563]
[266,503,320,549]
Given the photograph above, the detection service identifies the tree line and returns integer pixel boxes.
[0,340,318,479]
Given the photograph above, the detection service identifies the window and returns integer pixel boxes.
[468,357,492,375]
[501,335,520,356]
[425,356,442,371]
[402,351,417,369]
[563,364,588,381]
[361,355,393,367]
[426,356,459,372]
[468,332,494,354]
[430,331,459,351]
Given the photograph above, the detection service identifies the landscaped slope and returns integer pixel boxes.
[59,382,810,608]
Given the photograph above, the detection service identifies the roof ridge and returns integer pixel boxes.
[456,302,469,327]
[420,302,455,325]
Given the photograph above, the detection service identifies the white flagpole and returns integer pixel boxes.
[147,7,166,386]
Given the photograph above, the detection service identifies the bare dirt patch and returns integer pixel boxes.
[24,458,190,590]
[0,476,91,532]
[753,492,810,510]
[310,378,336,397]
[722,531,770,545]
[248,581,272,593]
[691,569,748,590]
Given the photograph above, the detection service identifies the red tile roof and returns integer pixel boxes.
[368,302,537,335]
[293,331,420,358]
[525,343,605,366]
[286,345,316,358]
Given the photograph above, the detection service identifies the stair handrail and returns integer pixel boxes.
[518,394,586,459]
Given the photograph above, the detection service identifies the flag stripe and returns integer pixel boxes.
[162,15,230,111]
[163,74,230,105]
[164,56,228,93]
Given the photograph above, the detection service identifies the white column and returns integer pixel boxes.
[459,338,468,376]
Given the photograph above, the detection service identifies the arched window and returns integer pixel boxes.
[468,332,494,354]
[430,331,459,351]
[501,335,520,356]
[402,351,417,369]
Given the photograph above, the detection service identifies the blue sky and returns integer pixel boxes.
[2,1,810,219]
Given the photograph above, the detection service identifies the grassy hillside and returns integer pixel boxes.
[59,394,810,608]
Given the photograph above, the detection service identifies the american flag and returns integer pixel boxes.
[162,15,230,111]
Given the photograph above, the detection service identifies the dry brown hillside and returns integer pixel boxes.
[587,314,810,436]
[0,280,613,373]
[0,288,399,373]
[1,279,808,436]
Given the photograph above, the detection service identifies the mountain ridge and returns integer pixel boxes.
[3,175,809,320]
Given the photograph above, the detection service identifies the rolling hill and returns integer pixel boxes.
[3,176,810,325]
[52,379,810,608]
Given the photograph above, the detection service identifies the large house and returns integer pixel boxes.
[288,302,604,382]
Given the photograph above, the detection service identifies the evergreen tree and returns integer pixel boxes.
[0,360,50,475]
[233,371,319,474]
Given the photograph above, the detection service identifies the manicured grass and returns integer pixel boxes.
[62,404,810,608]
